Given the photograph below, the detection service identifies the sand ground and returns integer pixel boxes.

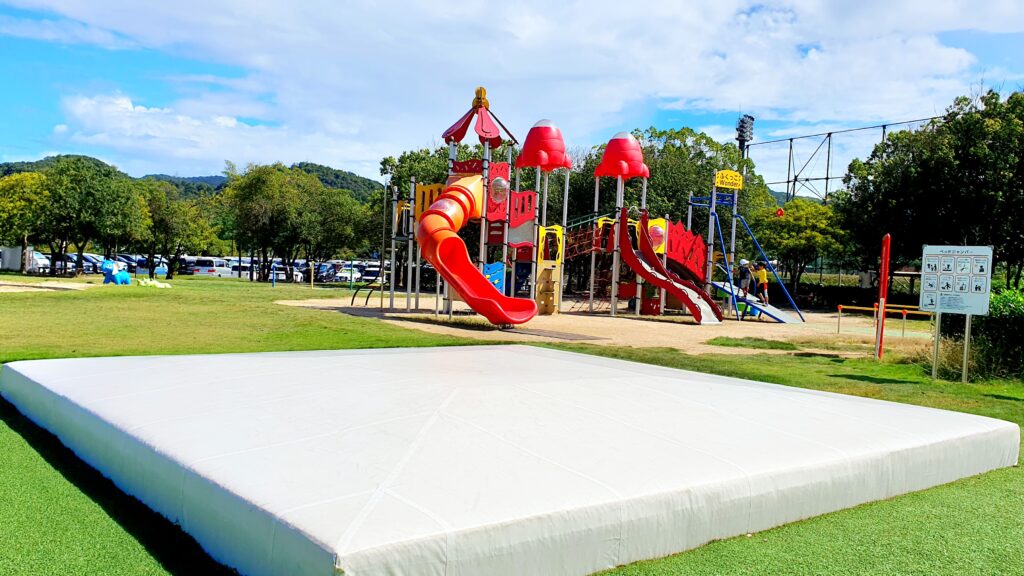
[277,295,930,357]
[0,280,94,293]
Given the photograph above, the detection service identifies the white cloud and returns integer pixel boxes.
[0,14,130,48]
[56,94,390,177]
[3,0,1023,178]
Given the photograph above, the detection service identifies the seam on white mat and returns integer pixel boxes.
[333,388,460,556]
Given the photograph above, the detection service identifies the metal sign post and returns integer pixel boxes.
[962,314,972,383]
[919,245,992,381]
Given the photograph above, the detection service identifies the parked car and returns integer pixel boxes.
[114,255,137,273]
[136,256,168,276]
[333,267,362,282]
[30,251,51,273]
[193,258,233,277]
[177,256,197,275]
[47,253,77,274]
[81,253,105,273]
[361,265,386,283]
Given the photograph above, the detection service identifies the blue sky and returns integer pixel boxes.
[1,1,1022,190]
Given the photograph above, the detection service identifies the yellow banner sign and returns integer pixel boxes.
[714,170,743,190]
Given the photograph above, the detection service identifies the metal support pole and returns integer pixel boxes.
[589,177,600,313]
[705,181,718,286]
[661,212,668,311]
[541,171,549,226]
[389,186,398,310]
[932,312,942,379]
[824,133,832,203]
[837,305,842,333]
[530,168,541,301]
[502,150,513,294]
[635,178,648,315]
[379,180,388,309]
[435,274,440,316]
[446,282,453,320]
[414,245,422,310]
[610,176,624,316]
[962,314,972,383]
[479,141,490,271]
[786,138,794,201]
[406,177,414,312]
[902,310,907,337]
[729,189,738,268]
[559,167,570,312]
[686,190,693,230]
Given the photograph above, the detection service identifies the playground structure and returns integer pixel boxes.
[688,172,805,323]
[387,88,803,326]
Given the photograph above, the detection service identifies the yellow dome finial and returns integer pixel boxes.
[473,86,489,109]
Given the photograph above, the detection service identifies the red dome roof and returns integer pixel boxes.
[515,120,572,171]
[594,132,649,179]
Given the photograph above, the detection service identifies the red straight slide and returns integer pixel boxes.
[416,176,537,325]
[617,208,721,324]
[636,212,724,322]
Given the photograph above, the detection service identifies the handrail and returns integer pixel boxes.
[711,212,739,319]
[838,304,932,317]
[566,212,611,230]
[736,214,804,321]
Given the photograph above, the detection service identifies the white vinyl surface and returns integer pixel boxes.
[1,346,1018,576]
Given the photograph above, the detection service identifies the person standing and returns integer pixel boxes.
[755,262,770,306]
[737,259,753,297]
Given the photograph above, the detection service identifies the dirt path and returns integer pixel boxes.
[0,280,94,293]
[276,296,909,356]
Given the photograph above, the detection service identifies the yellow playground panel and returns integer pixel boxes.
[647,217,667,254]
[536,224,564,315]
[414,183,446,223]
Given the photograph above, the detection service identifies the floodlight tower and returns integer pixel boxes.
[729,114,754,275]
[736,114,754,158]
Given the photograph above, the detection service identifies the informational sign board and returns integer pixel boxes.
[714,170,743,190]
[919,245,992,315]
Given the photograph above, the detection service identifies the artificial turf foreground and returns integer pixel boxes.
[1,275,1021,575]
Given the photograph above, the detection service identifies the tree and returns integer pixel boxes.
[299,186,365,267]
[756,198,844,293]
[138,180,213,279]
[835,89,1024,287]
[226,163,362,281]
[0,172,48,272]
[225,164,293,280]
[37,156,123,275]
[95,178,150,258]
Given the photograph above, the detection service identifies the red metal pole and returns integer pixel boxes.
[874,234,891,359]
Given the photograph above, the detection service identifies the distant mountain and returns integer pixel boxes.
[145,174,227,187]
[291,162,382,202]
[0,154,115,177]
[768,189,824,205]
[3,156,383,203]
[143,174,226,198]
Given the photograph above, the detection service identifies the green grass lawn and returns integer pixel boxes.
[1,276,1021,575]
[705,336,800,351]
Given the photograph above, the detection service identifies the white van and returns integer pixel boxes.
[193,257,232,277]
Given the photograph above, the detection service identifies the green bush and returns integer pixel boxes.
[941,290,1024,380]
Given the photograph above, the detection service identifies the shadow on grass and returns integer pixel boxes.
[829,374,919,385]
[983,393,1024,402]
[0,398,235,575]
